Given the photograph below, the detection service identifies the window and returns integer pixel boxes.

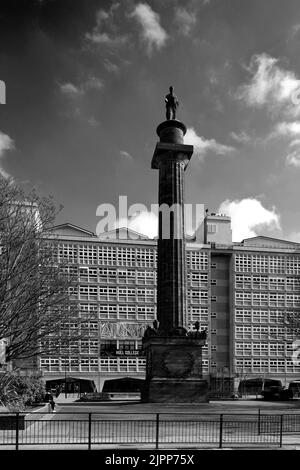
[118,340,136,352]
[188,273,208,287]
[207,224,217,234]
[235,254,252,273]
[187,251,209,270]
[100,340,117,354]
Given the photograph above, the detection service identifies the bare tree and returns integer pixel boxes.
[0,176,78,364]
[285,312,300,338]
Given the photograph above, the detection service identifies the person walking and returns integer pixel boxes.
[49,395,56,413]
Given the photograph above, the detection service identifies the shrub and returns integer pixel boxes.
[0,372,46,411]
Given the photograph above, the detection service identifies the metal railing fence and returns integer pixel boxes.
[0,411,299,449]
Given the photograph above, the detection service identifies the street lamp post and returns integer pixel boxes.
[98,321,101,393]
[64,358,67,398]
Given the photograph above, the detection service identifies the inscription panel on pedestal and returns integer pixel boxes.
[162,349,194,378]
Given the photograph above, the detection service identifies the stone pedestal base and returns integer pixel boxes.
[142,336,209,403]
[142,378,208,403]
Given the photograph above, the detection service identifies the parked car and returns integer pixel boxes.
[262,381,293,400]
[287,381,300,398]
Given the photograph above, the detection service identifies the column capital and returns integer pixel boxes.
[151,142,193,170]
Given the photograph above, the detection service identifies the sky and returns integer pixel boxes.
[1,0,300,242]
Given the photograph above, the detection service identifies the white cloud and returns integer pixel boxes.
[120,150,134,162]
[86,116,100,127]
[289,24,300,40]
[116,211,158,238]
[60,77,103,98]
[0,131,14,178]
[289,139,300,148]
[130,3,168,54]
[287,231,300,243]
[229,131,251,144]
[84,76,104,91]
[60,82,83,97]
[185,128,235,160]
[286,150,300,168]
[270,125,300,167]
[236,53,300,118]
[272,121,300,137]
[103,59,120,74]
[174,8,196,36]
[218,198,281,242]
[85,6,127,46]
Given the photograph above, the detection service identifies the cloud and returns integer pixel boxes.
[85,6,127,47]
[236,53,300,118]
[60,82,83,97]
[86,116,100,127]
[229,131,251,144]
[0,131,14,178]
[130,3,168,54]
[272,121,300,137]
[103,59,120,74]
[270,125,300,167]
[287,231,300,243]
[120,150,134,162]
[60,77,103,98]
[218,198,281,242]
[174,8,196,36]
[289,139,300,148]
[116,211,158,238]
[185,128,235,160]
[286,150,300,168]
[85,76,104,91]
[289,24,300,41]
[285,138,300,167]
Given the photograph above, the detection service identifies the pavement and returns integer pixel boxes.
[53,397,300,415]
[1,399,299,450]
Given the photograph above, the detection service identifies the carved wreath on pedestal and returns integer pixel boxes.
[162,349,194,378]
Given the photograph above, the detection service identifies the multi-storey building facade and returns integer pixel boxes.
[37,216,300,394]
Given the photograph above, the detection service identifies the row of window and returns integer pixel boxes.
[40,357,146,372]
[58,245,156,267]
[235,292,300,307]
[235,342,293,356]
[235,359,299,373]
[70,286,156,302]
[235,325,289,340]
[235,309,298,325]
[235,254,300,274]
[235,275,300,291]
[66,267,156,285]
[98,304,155,320]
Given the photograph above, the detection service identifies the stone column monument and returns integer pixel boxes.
[142,87,208,403]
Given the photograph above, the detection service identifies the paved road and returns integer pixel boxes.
[54,398,300,417]
[1,400,299,449]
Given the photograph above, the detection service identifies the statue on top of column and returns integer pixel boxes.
[165,86,179,120]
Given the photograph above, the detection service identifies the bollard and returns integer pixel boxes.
[155,413,160,450]
[88,413,92,450]
[15,413,19,451]
[219,414,223,449]
[279,415,283,448]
